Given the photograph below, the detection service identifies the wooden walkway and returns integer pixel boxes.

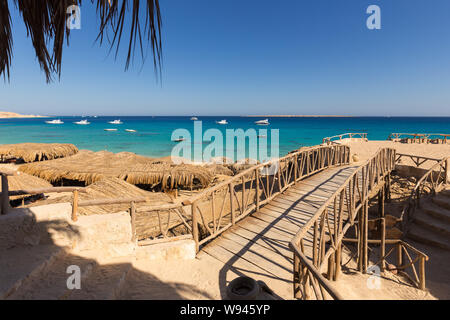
[197,164,360,299]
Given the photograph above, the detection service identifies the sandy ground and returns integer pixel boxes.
[343,140,450,168]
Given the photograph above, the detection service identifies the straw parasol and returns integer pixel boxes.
[19,150,215,189]
[0,143,78,163]
[1,172,52,200]
[23,176,183,240]
[25,177,172,214]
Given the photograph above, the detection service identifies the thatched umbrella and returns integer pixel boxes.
[19,150,215,189]
[1,172,52,201]
[0,1,162,82]
[0,143,78,163]
[24,176,185,240]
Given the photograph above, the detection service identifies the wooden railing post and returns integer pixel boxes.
[229,183,235,225]
[255,169,260,211]
[397,242,403,268]
[380,217,386,272]
[445,158,449,185]
[419,255,426,290]
[293,253,301,299]
[71,190,78,222]
[130,201,136,242]
[1,174,10,215]
[192,201,199,252]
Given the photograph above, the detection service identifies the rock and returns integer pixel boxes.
[387,263,397,275]
[352,154,360,162]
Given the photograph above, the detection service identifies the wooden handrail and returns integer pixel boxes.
[289,147,397,299]
[388,133,450,143]
[322,133,368,145]
[7,187,87,196]
[400,156,449,233]
[395,153,442,168]
[183,144,348,205]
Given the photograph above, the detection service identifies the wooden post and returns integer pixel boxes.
[334,242,342,281]
[380,217,386,272]
[445,159,449,185]
[327,254,335,280]
[397,242,403,268]
[229,183,235,225]
[192,202,199,252]
[130,201,136,242]
[255,169,260,211]
[294,154,298,182]
[419,255,426,290]
[71,190,78,222]
[1,174,10,215]
[293,254,301,299]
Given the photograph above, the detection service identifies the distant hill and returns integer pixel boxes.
[0,111,46,118]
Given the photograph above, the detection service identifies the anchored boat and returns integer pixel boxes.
[108,119,123,124]
[45,119,64,124]
[255,119,269,125]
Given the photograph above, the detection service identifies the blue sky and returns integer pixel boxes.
[1,0,450,116]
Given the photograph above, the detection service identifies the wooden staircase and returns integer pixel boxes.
[407,188,450,250]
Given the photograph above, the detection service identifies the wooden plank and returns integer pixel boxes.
[200,243,284,279]
[223,230,293,260]
[227,227,292,258]
[237,217,296,240]
[212,237,292,279]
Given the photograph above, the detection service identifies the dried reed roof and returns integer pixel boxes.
[25,177,171,216]
[19,150,214,189]
[0,143,78,163]
[24,176,179,240]
[2,172,52,200]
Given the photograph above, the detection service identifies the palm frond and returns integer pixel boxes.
[0,0,162,82]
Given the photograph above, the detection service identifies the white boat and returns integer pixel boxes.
[125,129,137,132]
[173,138,186,142]
[74,119,90,125]
[108,119,123,124]
[104,128,118,132]
[255,119,269,125]
[216,120,228,125]
[190,117,198,121]
[45,119,64,124]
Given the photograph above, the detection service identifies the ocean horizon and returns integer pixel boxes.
[1,116,449,160]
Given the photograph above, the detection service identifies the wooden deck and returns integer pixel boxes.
[196,165,360,299]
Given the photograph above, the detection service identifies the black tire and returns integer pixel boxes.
[226,276,260,300]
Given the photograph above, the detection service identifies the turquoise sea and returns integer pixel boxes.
[1,116,449,160]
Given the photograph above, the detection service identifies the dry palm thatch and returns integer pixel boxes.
[0,143,79,163]
[0,0,162,82]
[19,150,214,189]
[2,172,52,200]
[25,176,171,214]
[23,176,184,240]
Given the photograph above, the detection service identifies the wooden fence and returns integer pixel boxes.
[395,153,442,168]
[388,133,450,144]
[322,133,368,145]
[183,144,351,251]
[400,156,449,234]
[289,148,396,300]
[67,144,351,245]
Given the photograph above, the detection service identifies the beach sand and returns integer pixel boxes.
[0,111,45,118]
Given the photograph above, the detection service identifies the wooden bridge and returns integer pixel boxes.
[1,142,436,299]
